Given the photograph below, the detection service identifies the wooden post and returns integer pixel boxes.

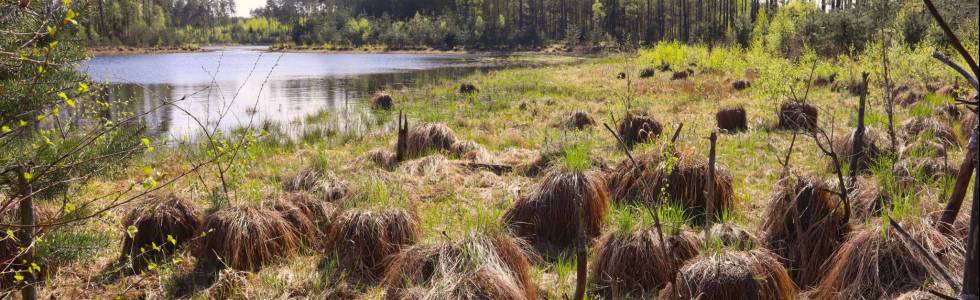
[17,166,37,300]
[705,131,717,226]
[395,111,408,163]
[572,188,588,300]
[847,72,869,188]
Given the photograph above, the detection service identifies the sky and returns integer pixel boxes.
[235,0,264,17]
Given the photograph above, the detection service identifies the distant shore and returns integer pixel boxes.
[86,43,614,56]
[86,45,208,55]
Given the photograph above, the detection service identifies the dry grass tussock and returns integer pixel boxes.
[566,111,596,130]
[831,127,887,173]
[504,165,609,255]
[372,92,394,110]
[606,150,734,225]
[382,232,537,300]
[281,168,350,202]
[269,192,339,248]
[760,175,850,288]
[814,220,965,299]
[325,208,420,283]
[716,107,747,132]
[666,249,797,300]
[848,176,891,221]
[707,223,758,249]
[777,101,818,131]
[120,194,202,271]
[590,229,700,298]
[195,205,300,271]
[617,111,663,148]
[900,117,958,147]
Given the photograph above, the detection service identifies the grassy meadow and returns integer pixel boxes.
[29,41,979,299]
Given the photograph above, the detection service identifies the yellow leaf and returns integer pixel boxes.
[1,126,10,133]
[78,83,89,93]
[22,172,32,182]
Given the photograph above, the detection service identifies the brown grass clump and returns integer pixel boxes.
[371,92,394,110]
[365,148,397,169]
[716,107,747,132]
[120,194,202,271]
[671,69,694,80]
[900,117,958,147]
[590,229,701,298]
[326,208,420,282]
[848,176,890,221]
[706,223,758,249]
[831,127,886,173]
[606,151,735,225]
[616,111,663,148]
[401,122,488,162]
[937,104,961,120]
[832,77,865,96]
[814,221,964,299]
[961,112,977,141]
[515,147,607,177]
[813,73,837,86]
[567,111,596,130]
[777,102,818,131]
[503,165,610,255]
[281,168,350,202]
[667,249,797,300]
[639,68,655,78]
[382,232,537,300]
[269,192,338,247]
[459,83,478,94]
[731,80,751,90]
[195,205,300,271]
[405,123,459,159]
[892,157,957,181]
[760,175,850,288]
[900,138,947,159]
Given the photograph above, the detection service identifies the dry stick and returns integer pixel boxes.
[810,104,851,223]
[927,289,959,300]
[670,123,685,145]
[921,0,980,78]
[888,219,961,293]
[919,0,980,293]
[847,72,870,189]
[939,134,976,235]
[603,122,637,167]
[933,52,979,92]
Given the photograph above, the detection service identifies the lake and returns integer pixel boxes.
[80,46,504,139]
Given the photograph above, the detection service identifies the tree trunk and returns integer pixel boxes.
[18,167,37,300]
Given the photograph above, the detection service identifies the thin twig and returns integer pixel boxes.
[889,219,961,293]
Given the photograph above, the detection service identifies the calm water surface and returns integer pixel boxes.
[81,46,504,139]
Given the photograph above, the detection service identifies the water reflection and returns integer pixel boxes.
[82,48,503,139]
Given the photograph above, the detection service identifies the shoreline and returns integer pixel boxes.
[87,43,616,56]
[86,45,209,55]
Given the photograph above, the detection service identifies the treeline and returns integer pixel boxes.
[81,0,978,56]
